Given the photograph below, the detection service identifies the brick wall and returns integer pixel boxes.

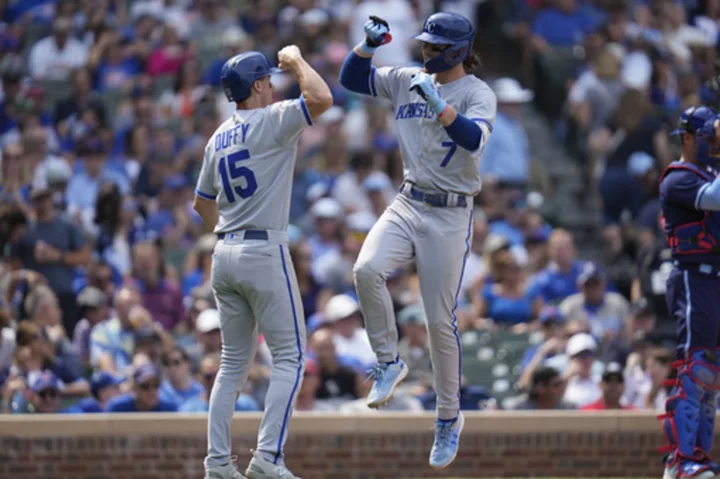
[0,412,691,478]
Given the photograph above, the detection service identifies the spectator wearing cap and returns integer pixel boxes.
[556,332,603,407]
[289,240,332,321]
[89,286,142,373]
[72,286,109,367]
[308,197,344,274]
[62,371,125,413]
[66,135,130,224]
[527,229,587,304]
[315,211,377,295]
[126,241,184,331]
[520,306,567,372]
[580,362,634,410]
[475,249,542,329]
[308,328,362,404]
[322,294,376,370]
[159,346,204,409]
[27,371,62,414]
[560,262,629,343]
[9,185,92,334]
[105,363,177,412]
[395,303,434,394]
[28,16,88,81]
[480,78,533,189]
[180,352,259,412]
[513,366,575,410]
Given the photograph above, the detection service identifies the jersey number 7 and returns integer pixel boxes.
[219,150,257,203]
[441,141,457,167]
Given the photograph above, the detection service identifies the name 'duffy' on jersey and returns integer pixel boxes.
[214,123,251,152]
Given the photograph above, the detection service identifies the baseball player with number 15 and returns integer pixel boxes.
[193,46,332,479]
[339,12,497,469]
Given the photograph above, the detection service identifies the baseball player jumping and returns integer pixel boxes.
[339,12,496,468]
[193,47,332,479]
[659,105,720,479]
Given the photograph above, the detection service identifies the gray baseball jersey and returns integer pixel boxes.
[195,97,313,232]
[199,97,311,470]
[370,66,497,195]
[353,68,495,421]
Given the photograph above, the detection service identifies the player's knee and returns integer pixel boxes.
[687,349,720,391]
[353,259,382,286]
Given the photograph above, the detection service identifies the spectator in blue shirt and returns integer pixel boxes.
[180,353,259,413]
[159,346,204,409]
[89,286,141,374]
[481,78,533,188]
[532,0,597,49]
[66,136,130,230]
[62,371,125,413]
[476,249,542,327]
[105,362,177,412]
[528,229,588,304]
[90,30,142,92]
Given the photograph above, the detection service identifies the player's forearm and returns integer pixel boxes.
[440,107,486,151]
[193,196,219,231]
[339,51,373,95]
[291,58,333,119]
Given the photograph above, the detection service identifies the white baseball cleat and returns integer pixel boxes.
[245,451,301,479]
[205,462,247,479]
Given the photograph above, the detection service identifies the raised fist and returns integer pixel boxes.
[278,45,303,70]
[364,16,392,48]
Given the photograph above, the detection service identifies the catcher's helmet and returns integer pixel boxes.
[413,12,474,74]
[220,51,281,103]
[674,105,720,168]
[671,105,716,137]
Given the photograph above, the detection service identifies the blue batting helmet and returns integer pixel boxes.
[413,12,474,74]
[220,51,281,103]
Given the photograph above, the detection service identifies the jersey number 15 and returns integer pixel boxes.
[219,150,257,203]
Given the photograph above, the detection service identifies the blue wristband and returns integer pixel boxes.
[358,42,378,55]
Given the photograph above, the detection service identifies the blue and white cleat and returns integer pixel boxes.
[365,359,409,409]
[429,413,465,469]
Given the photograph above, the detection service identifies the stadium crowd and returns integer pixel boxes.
[0,0,708,415]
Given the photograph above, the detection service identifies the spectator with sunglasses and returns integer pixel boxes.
[513,366,575,410]
[179,353,259,413]
[27,371,62,414]
[580,362,634,410]
[105,363,176,412]
[159,346,203,410]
